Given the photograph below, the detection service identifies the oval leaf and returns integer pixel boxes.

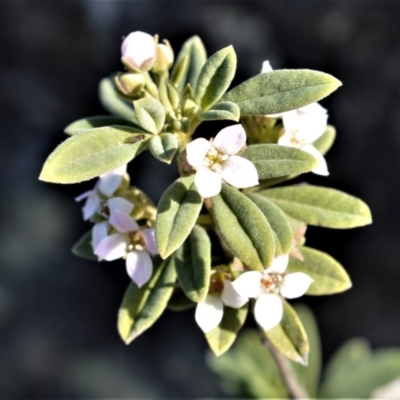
[118,256,177,344]
[149,133,179,164]
[134,97,165,134]
[199,101,240,122]
[168,287,196,311]
[261,184,372,228]
[39,127,151,184]
[155,176,203,259]
[71,231,96,261]
[206,304,248,356]
[222,69,342,115]
[241,144,318,179]
[173,225,211,302]
[313,125,336,156]
[288,246,351,295]
[159,79,180,114]
[211,185,275,271]
[264,301,309,365]
[195,46,237,110]
[247,193,293,255]
[99,77,136,119]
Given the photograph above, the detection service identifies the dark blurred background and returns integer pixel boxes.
[1,0,400,397]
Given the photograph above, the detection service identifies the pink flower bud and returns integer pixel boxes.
[121,31,156,71]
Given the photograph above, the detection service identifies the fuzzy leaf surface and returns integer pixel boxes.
[118,256,176,344]
[261,184,372,228]
[71,231,96,261]
[313,125,336,156]
[156,176,203,259]
[168,287,196,311]
[133,97,165,134]
[199,101,240,122]
[211,185,275,270]
[39,127,151,184]
[222,69,342,115]
[159,80,180,114]
[149,133,179,164]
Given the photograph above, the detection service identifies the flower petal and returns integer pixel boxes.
[194,166,222,198]
[221,280,248,308]
[221,155,259,189]
[121,31,156,70]
[254,293,283,331]
[109,210,139,233]
[280,272,313,299]
[301,144,329,176]
[277,131,299,148]
[371,378,400,399]
[261,60,273,73]
[231,271,262,298]
[81,192,101,220]
[186,138,212,169]
[126,250,153,288]
[75,189,95,202]
[92,221,109,252]
[94,233,126,261]
[195,294,224,333]
[107,197,134,216]
[98,165,127,197]
[141,228,158,255]
[212,124,247,155]
[265,254,289,274]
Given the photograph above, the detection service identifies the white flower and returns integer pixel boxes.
[371,378,400,399]
[93,198,158,288]
[261,60,329,176]
[75,165,127,221]
[232,254,313,332]
[186,124,259,198]
[195,280,248,333]
[121,31,156,71]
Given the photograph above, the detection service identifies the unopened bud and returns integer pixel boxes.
[152,40,174,73]
[121,31,156,71]
[115,73,145,96]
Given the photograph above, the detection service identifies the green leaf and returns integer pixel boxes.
[118,256,176,344]
[148,133,179,164]
[222,69,342,115]
[265,301,309,365]
[168,287,196,311]
[159,80,180,114]
[313,125,336,156]
[173,225,211,302]
[71,231,96,261]
[211,185,275,271]
[39,126,151,184]
[133,97,165,134]
[288,246,351,295]
[261,184,372,228]
[319,339,400,398]
[241,144,318,179]
[206,304,248,356]
[199,101,240,122]
[65,116,145,135]
[247,193,293,255]
[99,77,136,119]
[195,46,237,110]
[155,176,203,259]
[172,36,207,93]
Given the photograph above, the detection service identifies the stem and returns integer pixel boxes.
[264,337,309,400]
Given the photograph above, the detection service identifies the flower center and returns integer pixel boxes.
[127,231,146,251]
[287,129,304,147]
[261,273,283,294]
[202,147,229,173]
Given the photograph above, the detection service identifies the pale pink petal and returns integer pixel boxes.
[92,221,109,252]
[94,233,126,261]
[280,272,313,299]
[221,155,259,189]
[301,144,329,176]
[231,271,262,298]
[371,378,400,399]
[98,165,127,197]
[109,210,139,233]
[254,293,283,331]
[261,60,273,73]
[195,294,224,333]
[186,138,212,168]
[265,254,289,275]
[121,31,156,70]
[277,131,299,148]
[107,197,134,216]
[142,228,158,255]
[221,280,248,308]
[75,189,95,202]
[194,166,221,198]
[212,124,247,155]
[126,250,153,288]
[81,192,101,220]
[282,110,299,133]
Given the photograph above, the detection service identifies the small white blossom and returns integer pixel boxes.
[371,378,400,399]
[261,60,329,176]
[121,31,156,71]
[232,254,313,332]
[94,200,158,287]
[195,280,248,333]
[186,124,259,198]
